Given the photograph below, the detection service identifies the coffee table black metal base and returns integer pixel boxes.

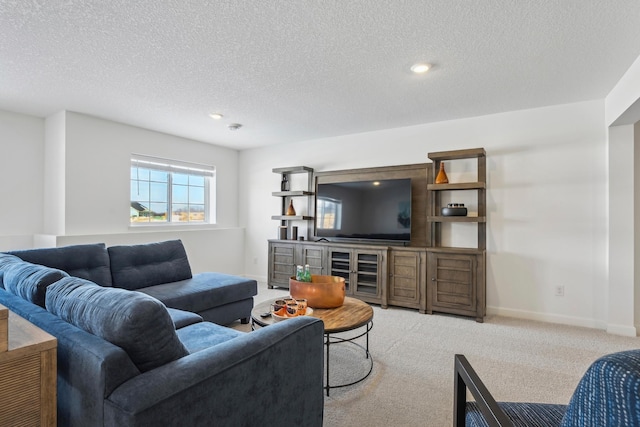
[324,320,373,396]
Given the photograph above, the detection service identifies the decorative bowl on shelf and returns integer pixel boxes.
[289,275,346,308]
[441,203,467,216]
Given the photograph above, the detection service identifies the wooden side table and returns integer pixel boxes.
[0,304,57,426]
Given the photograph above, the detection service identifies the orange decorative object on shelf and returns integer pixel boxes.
[289,275,346,308]
[286,200,296,215]
[435,162,449,184]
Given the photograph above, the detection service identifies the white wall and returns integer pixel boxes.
[240,100,609,328]
[0,109,246,274]
[44,111,66,235]
[62,112,240,234]
[605,52,640,335]
[0,109,45,250]
[56,112,245,273]
[606,54,640,127]
[607,125,635,335]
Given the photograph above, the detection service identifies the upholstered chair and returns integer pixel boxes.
[454,350,640,426]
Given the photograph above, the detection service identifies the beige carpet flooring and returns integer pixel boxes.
[231,285,640,426]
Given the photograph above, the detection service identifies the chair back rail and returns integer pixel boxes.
[454,354,514,427]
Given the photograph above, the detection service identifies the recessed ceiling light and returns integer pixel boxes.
[410,63,431,74]
[209,113,223,120]
[373,181,380,186]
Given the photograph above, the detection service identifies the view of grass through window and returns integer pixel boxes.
[130,155,214,224]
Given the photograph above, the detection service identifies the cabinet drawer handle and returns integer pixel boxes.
[431,277,436,281]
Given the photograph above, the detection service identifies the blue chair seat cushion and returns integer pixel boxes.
[45,277,189,372]
[466,402,568,427]
[2,261,68,307]
[138,272,257,314]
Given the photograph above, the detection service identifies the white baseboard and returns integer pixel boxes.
[487,305,609,331]
[608,323,638,337]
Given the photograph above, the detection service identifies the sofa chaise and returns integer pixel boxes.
[0,241,325,426]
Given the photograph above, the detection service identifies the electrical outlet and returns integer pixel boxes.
[554,285,565,297]
[253,257,258,265]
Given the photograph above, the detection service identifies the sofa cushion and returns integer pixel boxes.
[0,252,21,267]
[108,239,192,290]
[166,307,203,329]
[3,261,69,307]
[9,243,113,287]
[138,272,257,315]
[46,277,189,372]
[176,321,243,353]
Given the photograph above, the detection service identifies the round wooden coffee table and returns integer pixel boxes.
[251,296,374,396]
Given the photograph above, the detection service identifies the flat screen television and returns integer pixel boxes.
[315,178,411,243]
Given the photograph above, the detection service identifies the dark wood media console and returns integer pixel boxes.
[268,149,486,321]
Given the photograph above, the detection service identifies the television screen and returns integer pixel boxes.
[315,178,411,242]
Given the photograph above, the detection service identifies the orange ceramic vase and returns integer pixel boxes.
[286,200,296,216]
[435,162,449,184]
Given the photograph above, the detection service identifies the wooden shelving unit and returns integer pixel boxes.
[426,148,486,322]
[271,166,314,238]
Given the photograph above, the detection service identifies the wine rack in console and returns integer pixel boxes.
[327,246,387,307]
[427,148,486,322]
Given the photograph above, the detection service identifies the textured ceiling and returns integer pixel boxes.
[2,1,640,150]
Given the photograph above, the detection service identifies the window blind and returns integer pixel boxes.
[131,154,215,177]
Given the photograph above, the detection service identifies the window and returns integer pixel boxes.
[316,197,342,230]
[130,154,215,224]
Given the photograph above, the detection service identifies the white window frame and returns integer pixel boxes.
[130,154,216,225]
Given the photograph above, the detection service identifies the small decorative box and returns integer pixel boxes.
[441,203,467,217]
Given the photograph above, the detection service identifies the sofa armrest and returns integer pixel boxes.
[105,317,324,427]
[454,354,514,427]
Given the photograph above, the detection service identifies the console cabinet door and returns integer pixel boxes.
[426,250,485,322]
[388,248,425,311]
[326,248,352,295]
[352,249,386,305]
[299,244,326,276]
[326,247,387,306]
[268,242,296,289]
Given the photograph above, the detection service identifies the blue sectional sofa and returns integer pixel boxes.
[0,240,325,427]
[6,239,256,325]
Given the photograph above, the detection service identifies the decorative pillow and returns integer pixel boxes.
[0,253,23,288]
[45,277,189,372]
[108,239,192,290]
[3,261,69,307]
[0,252,21,267]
